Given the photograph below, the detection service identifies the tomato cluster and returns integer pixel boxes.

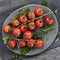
[3,7,54,49]
[8,39,43,49]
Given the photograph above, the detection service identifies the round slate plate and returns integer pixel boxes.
[2,4,58,56]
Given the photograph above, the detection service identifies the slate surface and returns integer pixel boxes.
[0,0,60,60]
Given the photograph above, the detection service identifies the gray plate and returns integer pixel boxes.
[2,4,58,56]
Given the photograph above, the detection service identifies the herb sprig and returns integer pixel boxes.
[33,26,54,39]
[42,0,48,6]
[20,47,31,55]
[15,7,30,19]
[53,9,58,15]
[3,35,9,44]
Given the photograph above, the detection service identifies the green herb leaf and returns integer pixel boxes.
[42,26,55,33]
[42,0,48,6]
[15,7,30,19]
[33,26,54,40]
[19,7,30,15]
[12,54,19,59]
[3,35,9,44]
[33,33,38,39]
[33,31,45,39]
[21,47,30,55]
[53,9,58,14]
[46,26,55,31]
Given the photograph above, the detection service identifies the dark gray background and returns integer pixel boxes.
[0,0,60,60]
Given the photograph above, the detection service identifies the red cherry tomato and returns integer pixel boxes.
[35,39,44,48]
[27,39,35,48]
[27,11,35,20]
[45,16,54,25]
[28,22,35,30]
[23,31,32,39]
[18,15,27,23]
[12,28,21,36]
[35,19,44,28]
[18,39,26,47]
[12,19,19,27]
[20,25,27,33]
[45,15,50,20]
[34,7,44,16]
[8,39,17,49]
[3,25,11,33]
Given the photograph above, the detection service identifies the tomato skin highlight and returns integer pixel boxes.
[23,31,32,39]
[45,15,50,20]
[45,16,54,25]
[12,28,21,36]
[35,39,44,48]
[28,22,35,30]
[27,39,35,48]
[12,19,19,27]
[34,7,44,16]
[18,39,26,47]
[18,15,27,23]
[8,39,17,49]
[35,19,44,28]
[3,25,11,33]
[27,11,35,20]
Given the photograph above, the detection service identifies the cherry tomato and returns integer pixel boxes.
[18,39,26,47]
[27,11,35,20]
[3,25,11,33]
[34,7,44,16]
[35,19,44,28]
[18,15,27,23]
[12,19,19,27]
[28,22,35,30]
[8,39,17,49]
[20,25,27,33]
[45,15,50,20]
[45,16,54,25]
[27,39,35,48]
[23,31,32,39]
[12,28,21,36]
[35,39,44,48]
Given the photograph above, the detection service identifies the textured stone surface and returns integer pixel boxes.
[0,0,60,60]
[23,47,60,60]
[0,0,37,13]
